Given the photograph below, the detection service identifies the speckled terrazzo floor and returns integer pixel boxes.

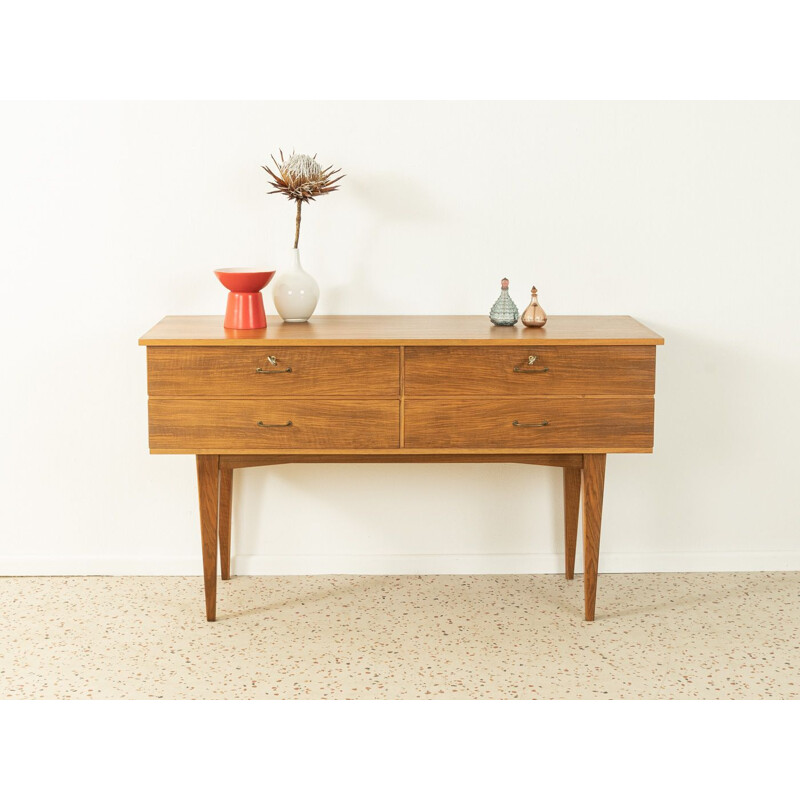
[1,573,798,699]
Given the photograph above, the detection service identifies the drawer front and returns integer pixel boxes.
[147,346,400,397]
[404,346,655,396]
[149,399,400,451]
[404,398,654,450]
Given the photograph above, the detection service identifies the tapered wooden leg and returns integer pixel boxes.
[563,466,581,580]
[218,468,233,581]
[196,455,220,621]
[582,453,606,621]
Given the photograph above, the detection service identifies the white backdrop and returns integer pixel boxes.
[1,101,798,576]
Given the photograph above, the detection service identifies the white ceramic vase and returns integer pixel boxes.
[272,248,319,323]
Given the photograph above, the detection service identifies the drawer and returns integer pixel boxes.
[147,346,400,397]
[403,346,655,396]
[404,398,654,450]
[149,399,400,451]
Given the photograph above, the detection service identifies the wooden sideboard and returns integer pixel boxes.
[139,315,663,622]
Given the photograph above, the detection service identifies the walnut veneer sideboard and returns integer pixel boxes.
[139,315,663,622]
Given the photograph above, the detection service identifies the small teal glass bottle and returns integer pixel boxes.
[489,278,519,326]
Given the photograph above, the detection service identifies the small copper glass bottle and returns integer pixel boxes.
[521,286,547,327]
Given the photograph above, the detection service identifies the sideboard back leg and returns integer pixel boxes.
[563,466,582,580]
[582,453,606,621]
[196,455,220,621]
[218,468,233,581]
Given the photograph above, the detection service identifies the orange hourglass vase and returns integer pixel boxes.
[214,269,276,330]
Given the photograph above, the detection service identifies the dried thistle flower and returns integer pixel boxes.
[262,150,344,248]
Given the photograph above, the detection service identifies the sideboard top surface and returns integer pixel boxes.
[139,315,664,347]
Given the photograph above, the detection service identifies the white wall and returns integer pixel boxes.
[1,101,798,576]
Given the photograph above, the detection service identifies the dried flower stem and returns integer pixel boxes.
[263,151,344,248]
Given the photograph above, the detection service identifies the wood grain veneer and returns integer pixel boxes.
[404,346,655,396]
[404,397,654,450]
[140,315,664,347]
[148,346,400,397]
[149,399,401,451]
[140,314,663,623]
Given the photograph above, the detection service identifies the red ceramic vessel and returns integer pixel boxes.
[214,269,276,330]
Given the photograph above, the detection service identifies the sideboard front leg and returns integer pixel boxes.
[563,466,582,580]
[582,454,606,621]
[196,455,220,621]
[218,468,233,581]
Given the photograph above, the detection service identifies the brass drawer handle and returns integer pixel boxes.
[513,419,550,428]
[513,354,549,374]
[256,356,292,374]
[257,420,293,428]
